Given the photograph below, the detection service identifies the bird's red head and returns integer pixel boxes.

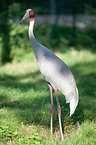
[29,10,35,22]
[21,9,35,22]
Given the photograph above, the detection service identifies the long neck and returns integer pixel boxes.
[29,19,46,62]
[29,20,40,50]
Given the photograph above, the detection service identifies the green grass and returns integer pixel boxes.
[0,23,96,144]
[0,47,96,144]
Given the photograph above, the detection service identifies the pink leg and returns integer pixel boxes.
[55,89,64,140]
[48,85,54,134]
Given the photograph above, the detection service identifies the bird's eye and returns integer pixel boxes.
[29,11,34,16]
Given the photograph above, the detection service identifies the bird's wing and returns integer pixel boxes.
[37,45,79,115]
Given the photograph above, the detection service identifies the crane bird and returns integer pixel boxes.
[21,9,79,140]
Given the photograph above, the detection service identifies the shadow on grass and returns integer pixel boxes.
[0,60,96,130]
[0,71,43,92]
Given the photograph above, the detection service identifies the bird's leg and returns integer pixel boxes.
[48,85,54,134]
[55,89,64,141]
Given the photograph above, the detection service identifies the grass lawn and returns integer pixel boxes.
[0,24,96,144]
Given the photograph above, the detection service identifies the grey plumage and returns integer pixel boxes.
[21,9,79,140]
[29,21,79,116]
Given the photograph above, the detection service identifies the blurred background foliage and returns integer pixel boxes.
[0,0,96,63]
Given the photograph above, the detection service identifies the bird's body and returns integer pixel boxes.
[21,9,79,140]
[29,21,78,116]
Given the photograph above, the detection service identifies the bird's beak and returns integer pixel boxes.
[21,11,29,22]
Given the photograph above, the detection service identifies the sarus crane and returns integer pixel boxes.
[21,9,79,140]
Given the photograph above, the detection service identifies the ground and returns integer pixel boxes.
[0,45,96,144]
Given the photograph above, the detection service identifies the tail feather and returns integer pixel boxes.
[70,87,79,116]
[65,87,79,116]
